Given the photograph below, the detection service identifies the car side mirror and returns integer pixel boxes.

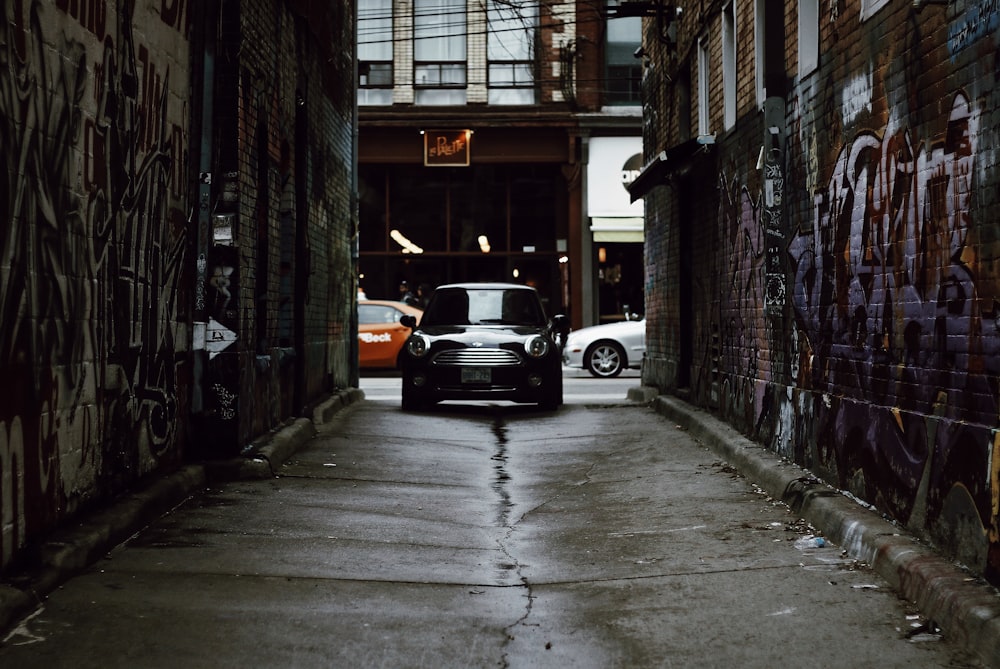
[400,314,418,329]
[550,314,570,346]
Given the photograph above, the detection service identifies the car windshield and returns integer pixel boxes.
[359,304,403,325]
[421,288,545,327]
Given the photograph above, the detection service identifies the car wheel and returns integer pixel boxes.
[585,341,625,377]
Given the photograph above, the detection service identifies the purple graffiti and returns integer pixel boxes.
[788,92,997,570]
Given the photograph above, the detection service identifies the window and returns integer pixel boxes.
[605,8,642,105]
[755,0,765,107]
[414,0,467,105]
[799,0,819,76]
[861,0,890,21]
[698,38,710,136]
[722,1,736,129]
[358,0,393,106]
[488,0,537,105]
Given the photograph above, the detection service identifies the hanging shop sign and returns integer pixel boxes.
[587,136,645,218]
[424,129,471,166]
[588,136,645,240]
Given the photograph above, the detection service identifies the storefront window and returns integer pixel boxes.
[510,167,557,252]
[390,166,448,252]
[358,166,387,253]
[358,163,564,308]
[450,166,507,253]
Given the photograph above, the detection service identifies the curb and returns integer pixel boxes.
[650,393,1000,667]
[0,387,365,636]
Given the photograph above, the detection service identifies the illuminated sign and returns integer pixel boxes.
[424,129,471,166]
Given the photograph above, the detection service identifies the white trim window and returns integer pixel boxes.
[698,37,710,136]
[605,3,642,106]
[754,0,765,107]
[488,0,538,105]
[861,0,891,22]
[414,0,467,105]
[722,1,736,130]
[798,0,819,76]
[358,0,394,106]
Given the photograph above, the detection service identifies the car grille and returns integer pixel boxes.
[433,348,521,366]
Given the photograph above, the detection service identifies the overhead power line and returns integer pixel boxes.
[357,4,634,47]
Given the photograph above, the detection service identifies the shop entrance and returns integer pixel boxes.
[596,242,644,323]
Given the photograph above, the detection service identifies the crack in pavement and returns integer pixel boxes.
[490,411,536,669]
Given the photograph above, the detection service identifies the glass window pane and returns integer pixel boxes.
[389,167,448,252]
[510,166,557,252]
[358,166,387,253]
[415,64,467,87]
[513,63,532,84]
[415,0,466,61]
[415,89,467,105]
[415,64,440,86]
[606,64,641,104]
[450,167,507,253]
[358,0,393,61]
[488,88,534,104]
[488,1,536,61]
[361,62,393,87]
[359,88,392,106]
[490,63,514,86]
[440,63,467,85]
[606,15,640,63]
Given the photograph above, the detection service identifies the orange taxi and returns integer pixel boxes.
[358,300,424,369]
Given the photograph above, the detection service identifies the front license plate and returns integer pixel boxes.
[461,367,491,384]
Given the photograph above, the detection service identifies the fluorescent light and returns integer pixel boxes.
[390,229,424,254]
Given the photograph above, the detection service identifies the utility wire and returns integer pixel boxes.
[357,4,633,46]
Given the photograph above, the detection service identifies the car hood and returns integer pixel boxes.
[417,325,548,343]
[568,319,645,339]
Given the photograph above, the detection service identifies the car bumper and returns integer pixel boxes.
[403,364,558,403]
[562,347,585,368]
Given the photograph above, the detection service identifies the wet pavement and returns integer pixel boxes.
[0,378,994,667]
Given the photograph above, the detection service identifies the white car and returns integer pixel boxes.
[562,319,646,377]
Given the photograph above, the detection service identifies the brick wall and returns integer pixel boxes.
[0,0,357,574]
[199,0,357,450]
[0,0,192,571]
[641,0,1000,584]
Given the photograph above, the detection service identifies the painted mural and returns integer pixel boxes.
[0,1,189,569]
[788,90,998,576]
[712,86,999,579]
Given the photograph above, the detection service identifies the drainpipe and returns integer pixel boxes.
[192,0,217,423]
[350,4,360,389]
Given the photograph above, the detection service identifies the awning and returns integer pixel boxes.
[590,217,644,242]
[626,138,710,202]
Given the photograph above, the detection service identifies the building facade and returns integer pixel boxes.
[631,0,1000,584]
[357,0,645,328]
[0,1,357,573]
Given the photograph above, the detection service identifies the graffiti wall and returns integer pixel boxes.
[784,89,999,578]
[0,0,190,570]
[696,45,1000,581]
[631,0,1000,586]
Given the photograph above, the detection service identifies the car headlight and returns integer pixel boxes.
[524,335,550,358]
[406,334,431,358]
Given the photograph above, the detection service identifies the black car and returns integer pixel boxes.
[398,283,569,411]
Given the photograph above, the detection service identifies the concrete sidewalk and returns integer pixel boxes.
[2,386,998,665]
[637,390,1000,667]
[0,387,365,636]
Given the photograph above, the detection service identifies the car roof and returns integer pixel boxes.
[359,299,423,312]
[435,282,537,292]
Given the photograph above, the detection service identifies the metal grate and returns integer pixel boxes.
[433,349,521,366]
